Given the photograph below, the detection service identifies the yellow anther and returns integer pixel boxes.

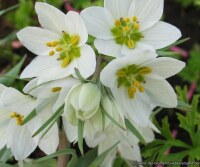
[125,17,130,23]
[115,20,121,27]
[10,112,17,118]
[61,57,70,68]
[124,26,130,32]
[70,35,80,45]
[139,67,152,75]
[128,87,136,99]
[56,47,63,52]
[49,50,55,56]
[133,23,140,30]
[133,16,138,22]
[127,39,135,49]
[134,80,140,87]
[116,70,126,77]
[51,41,58,47]
[46,42,52,47]
[17,118,23,125]
[139,86,144,92]
[51,87,62,93]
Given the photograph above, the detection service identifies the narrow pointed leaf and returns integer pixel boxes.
[0,56,26,86]
[22,109,37,125]
[78,120,84,155]
[125,119,146,145]
[0,4,19,16]
[89,142,119,167]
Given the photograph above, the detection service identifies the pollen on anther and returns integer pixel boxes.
[49,50,55,56]
[51,87,62,92]
[46,42,52,47]
[134,80,140,87]
[56,47,62,52]
[115,20,121,27]
[124,26,130,32]
[61,57,70,68]
[127,40,135,49]
[133,23,140,30]
[139,86,144,92]
[133,16,138,22]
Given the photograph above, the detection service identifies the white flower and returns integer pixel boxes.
[81,0,181,58]
[64,82,101,124]
[100,50,185,127]
[62,84,125,148]
[0,86,38,160]
[23,76,80,112]
[17,2,96,84]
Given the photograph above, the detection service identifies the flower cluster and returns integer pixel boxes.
[0,0,185,166]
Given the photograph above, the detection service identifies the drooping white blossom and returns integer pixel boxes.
[17,2,96,84]
[81,0,181,57]
[100,50,185,127]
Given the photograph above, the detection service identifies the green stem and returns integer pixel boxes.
[91,55,102,82]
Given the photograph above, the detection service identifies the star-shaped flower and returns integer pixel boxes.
[100,50,185,127]
[17,2,96,84]
[81,0,181,58]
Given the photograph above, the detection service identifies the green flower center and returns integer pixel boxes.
[116,64,151,99]
[111,16,143,49]
[46,31,81,68]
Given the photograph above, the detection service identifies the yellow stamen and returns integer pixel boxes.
[115,20,121,27]
[128,87,136,99]
[46,42,52,47]
[51,87,62,93]
[127,39,135,49]
[139,86,144,92]
[134,80,140,87]
[70,35,80,45]
[61,57,70,68]
[133,23,140,30]
[51,41,58,47]
[133,16,138,22]
[56,47,63,52]
[139,67,152,75]
[116,70,126,77]
[125,17,130,23]
[49,50,55,56]
[10,112,17,118]
[124,26,130,32]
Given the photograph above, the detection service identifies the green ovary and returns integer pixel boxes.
[111,16,143,49]
[46,31,81,68]
[116,64,151,99]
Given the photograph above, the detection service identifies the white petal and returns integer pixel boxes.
[118,144,141,161]
[105,0,132,19]
[7,122,38,161]
[35,2,67,35]
[65,11,88,46]
[121,42,155,56]
[38,123,59,154]
[112,84,152,128]
[1,88,36,117]
[75,44,96,78]
[94,39,124,58]
[144,77,178,108]
[79,83,101,113]
[142,21,182,49]
[128,0,164,31]
[62,117,78,143]
[17,27,61,56]
[81,7,114,39]
[144,57,185,79]
[0,84,6,94]
[100,50,156,87]
[0,114,8,149]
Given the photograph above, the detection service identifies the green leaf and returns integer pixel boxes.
[32,105,64,137]
[22,109,37,125]
[189,147,200,160]
[35,149,76,163]
[74,68,87,83]
[0,56,26,86]
[0,32,16,46]
[89,142,119,167]
[23,158,57,167]
[176,86,188,103]
[0,147,12,163]
[157,51,180,57]
[160,117,173,140]
[113,156,130,167]
[159,38,190,51]
[74,148,98,167]
[102,107,125,130]
[0,4,19,16]
[176,100,192,112]
[78,120,84,155]
[163,151,188,163]
[125,119,146,145]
